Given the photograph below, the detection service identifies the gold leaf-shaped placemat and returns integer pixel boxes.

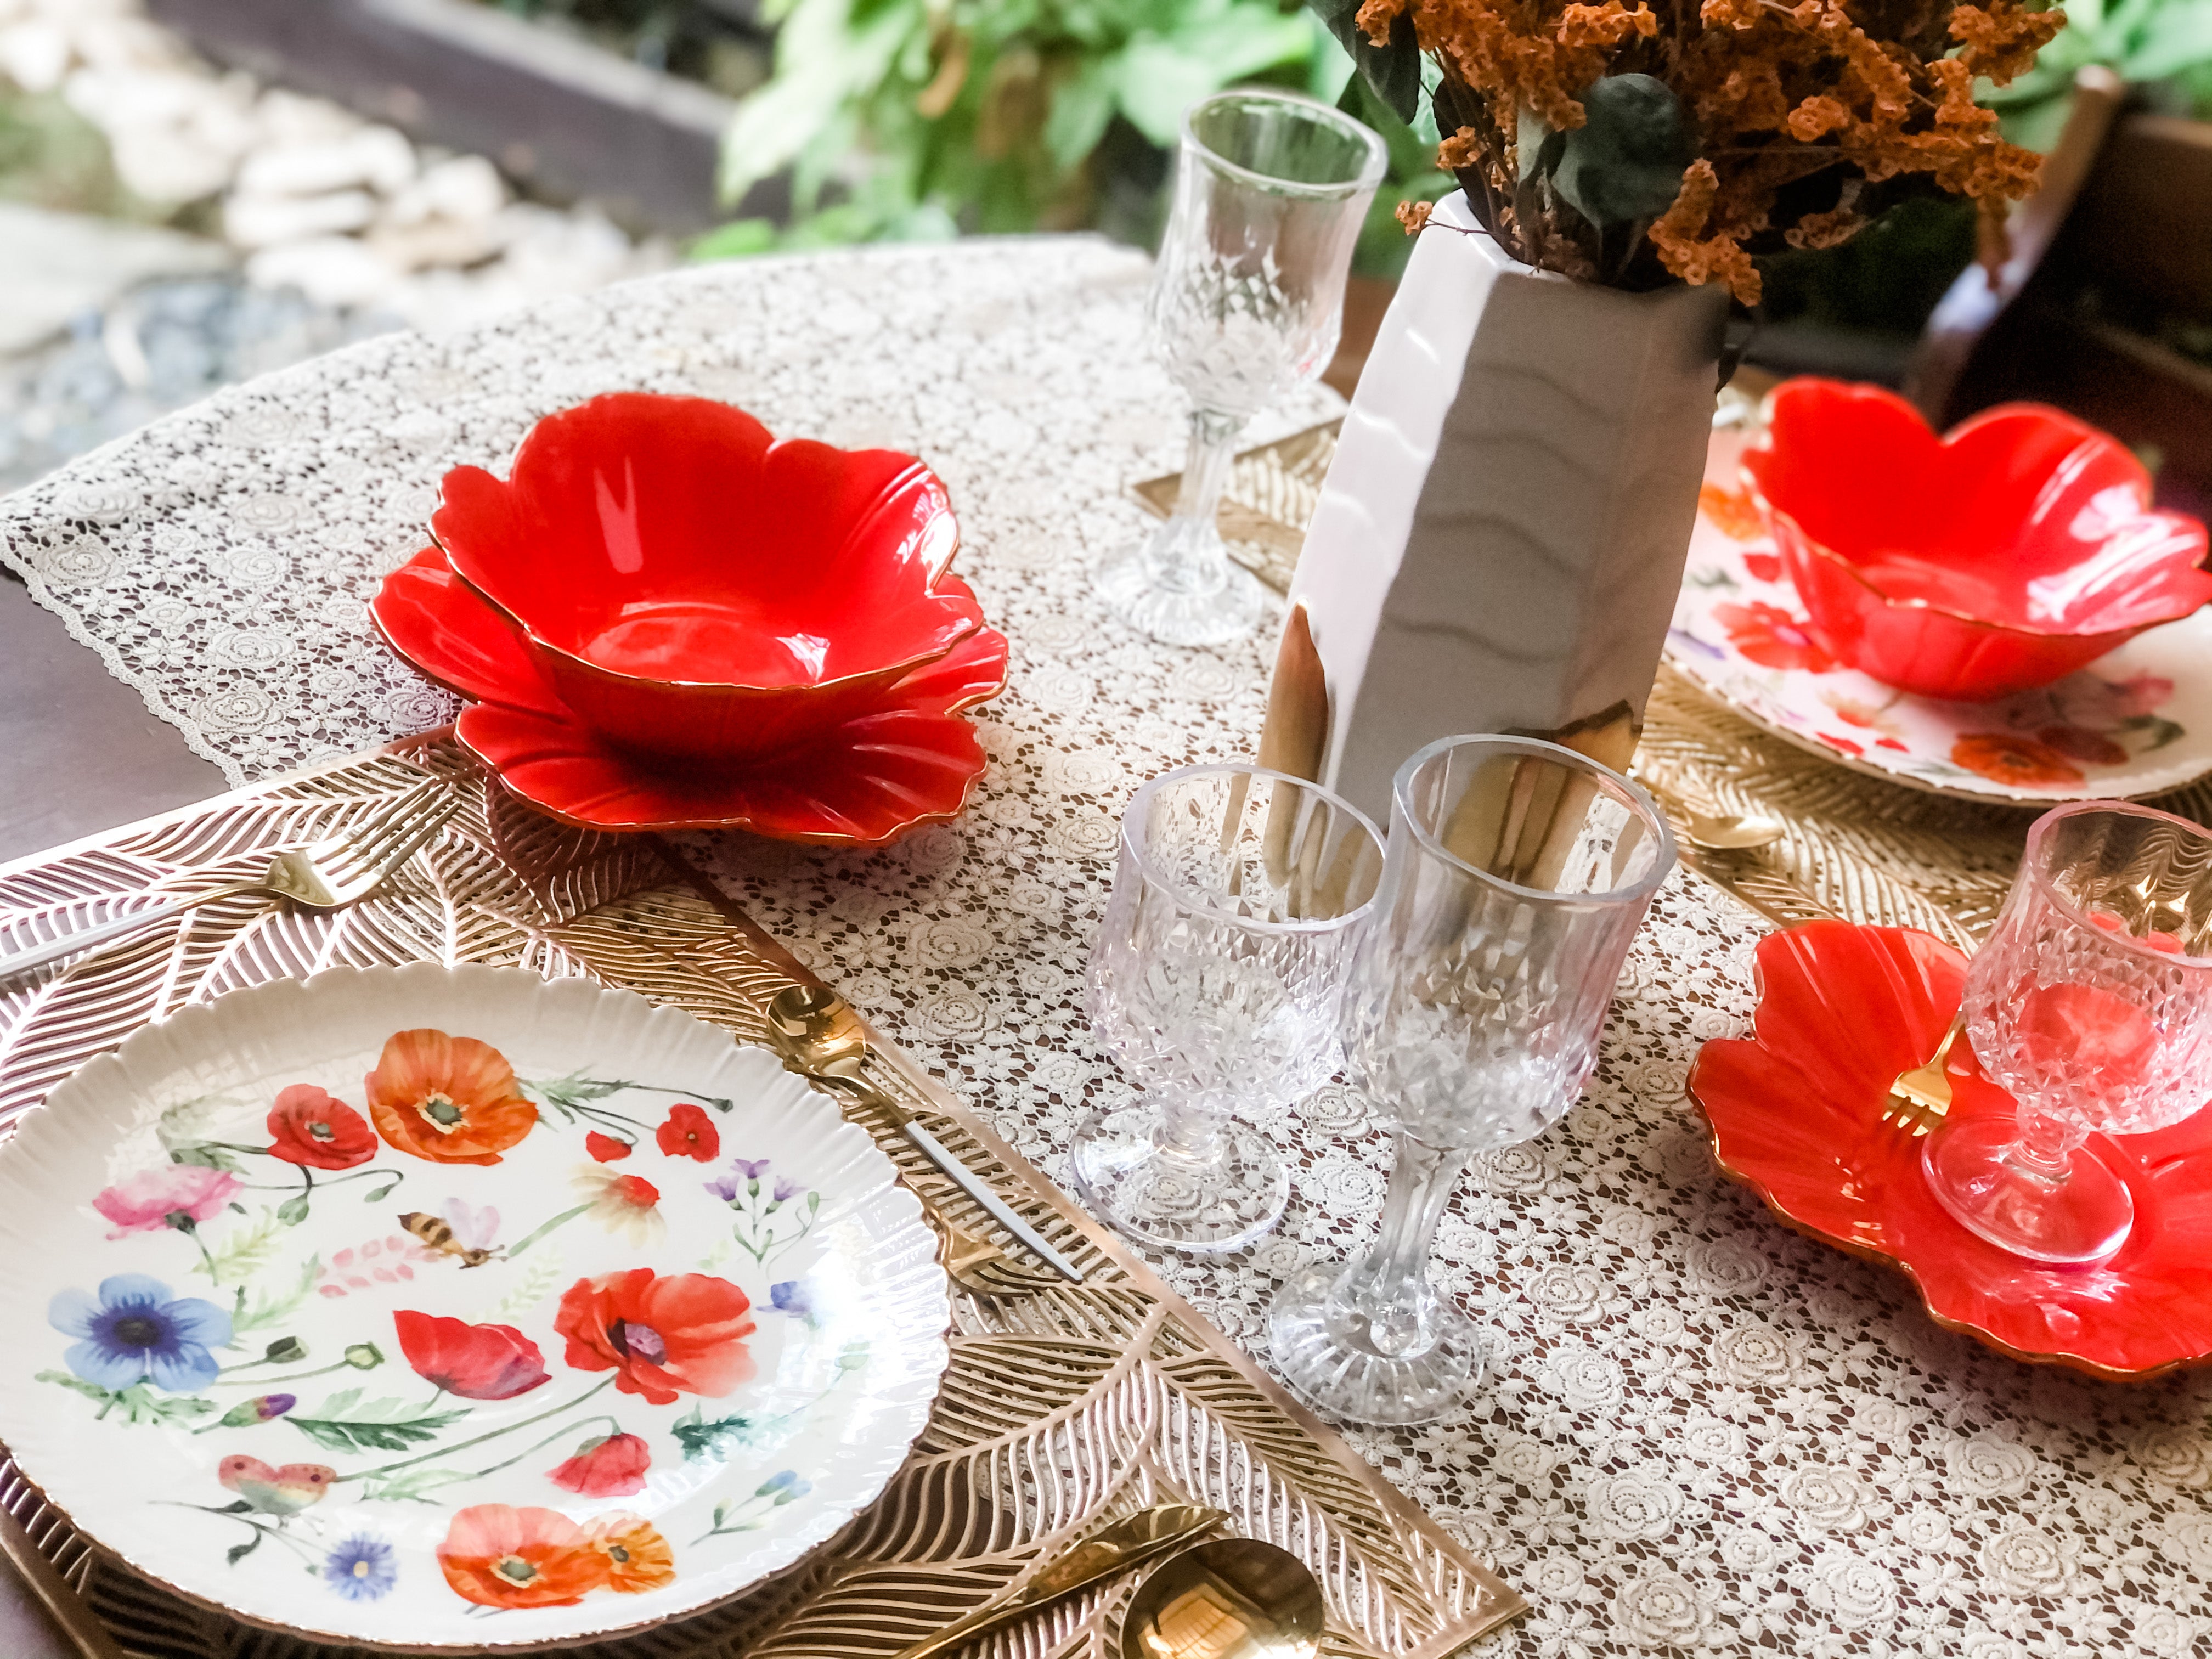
[0,736,1523,1659]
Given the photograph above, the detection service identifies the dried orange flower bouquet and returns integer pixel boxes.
[1315,0,2066,302]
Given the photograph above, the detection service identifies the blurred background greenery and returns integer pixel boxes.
[665,0,2212,353]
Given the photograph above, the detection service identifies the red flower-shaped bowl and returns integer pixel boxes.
[1741,380,2212,702]
[1688,918,2212,1381]
[431,393,978,763]
[371,545,1006,843]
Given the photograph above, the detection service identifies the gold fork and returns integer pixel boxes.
[1881,1016,1963,1135]
[0,781,459,983]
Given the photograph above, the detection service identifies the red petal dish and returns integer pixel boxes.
[1688,918,2212,1381]
[432,393,977,762]
[1741,380,2212,702]
[371,546,1005,843]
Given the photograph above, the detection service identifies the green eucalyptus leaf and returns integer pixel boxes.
[1516,103,1566,184]
[2126,0,2212,82]
[1045,57,1118,171]
[1550,74,1695,228]
[1306,0,1422,123]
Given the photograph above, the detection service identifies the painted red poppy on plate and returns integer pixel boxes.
[1950,733,2085,788]
[366,1028,539,1165]
[394,1310,551,1401]
[554,1268,755,1405]
[548,1430,651,1497]
[1713,601,1835,673]
[264,1085,376,1170]
[438,1504,607,1609]
[656,1104,719,1162]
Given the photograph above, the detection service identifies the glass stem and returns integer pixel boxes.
[1156,1094,1226,1164]
[2005,1104,2086,1184]
[1333,1130,1469,1357]
[1150,409,1245,594]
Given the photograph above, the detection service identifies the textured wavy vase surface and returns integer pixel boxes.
[1282,190,1727,822]
[1742,379,2212,701]
[0,962,949,1649]
[432,392,975,763]
[1689,919,2212,1378]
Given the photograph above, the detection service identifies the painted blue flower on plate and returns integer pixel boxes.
[48,1273,232,1393]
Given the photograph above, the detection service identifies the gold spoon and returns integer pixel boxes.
[892,1505,1228,1659]
[1122,1538,1328,1659]
[1681,805,1786,852]
[763,984,1085,1285]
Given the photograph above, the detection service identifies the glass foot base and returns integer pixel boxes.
[1094,536,1266,647]
[1921,1115,2134,1263]
[1068,1103,1288,1254]
[1267,1263,1483,1426]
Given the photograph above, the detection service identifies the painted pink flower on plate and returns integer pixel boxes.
[92,1166,241,1239]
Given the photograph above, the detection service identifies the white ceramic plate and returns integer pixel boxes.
[1668,483,2212,804]
[0,964,949,1651]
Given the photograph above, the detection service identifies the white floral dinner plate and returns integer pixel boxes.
[0,964,950,1651]
[1668,481,2212,804]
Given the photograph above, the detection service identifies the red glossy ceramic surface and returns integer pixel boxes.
[371,546,1005,843]
[431,393,978,763]
[1741,380,2212,702]
[1688,918,2212,1381]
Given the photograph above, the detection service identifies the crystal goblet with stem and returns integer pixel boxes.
[1269,736,1677,1425]
[1922,801,2212,1263]
[1095,89,1385,647]
[1072,763,1386,1254]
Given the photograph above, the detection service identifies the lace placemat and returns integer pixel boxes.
[0,736,1522,1658]
[2,238,2209,1657]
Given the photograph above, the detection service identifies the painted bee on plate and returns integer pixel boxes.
[399,1205,501,1269]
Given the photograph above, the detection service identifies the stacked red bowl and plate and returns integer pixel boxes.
[372,393,1007,843]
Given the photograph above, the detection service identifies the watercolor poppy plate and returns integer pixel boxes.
[0,964,950,1650]
[1668,463,2212,804]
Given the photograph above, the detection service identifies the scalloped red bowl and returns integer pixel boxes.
[1688,918,2212,1381]
[371,545,1005,843]
[1741,380,2212,702]
[430,392,978,763]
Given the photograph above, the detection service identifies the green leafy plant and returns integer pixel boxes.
[702,0,1447,271]
[707,0,1319,256]
[1985,0,2212,151]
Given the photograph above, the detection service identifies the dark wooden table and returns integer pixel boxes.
[0,571,225,864]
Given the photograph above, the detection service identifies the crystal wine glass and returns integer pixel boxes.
[1269,736,1675,1424]
[1094,89,1385,647]
[1073,763,1386,1254]
[1922,802,2212,1262]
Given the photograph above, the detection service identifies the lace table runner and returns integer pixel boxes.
[3,236,2210,1658]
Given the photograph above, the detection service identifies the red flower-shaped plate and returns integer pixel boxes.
[371,546,1007,843]
[1669,426,2212,804]
[1742,380,2212,701]
[1688,918,2212,1381]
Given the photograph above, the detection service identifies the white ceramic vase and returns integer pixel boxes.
[1267,191,1729,822]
